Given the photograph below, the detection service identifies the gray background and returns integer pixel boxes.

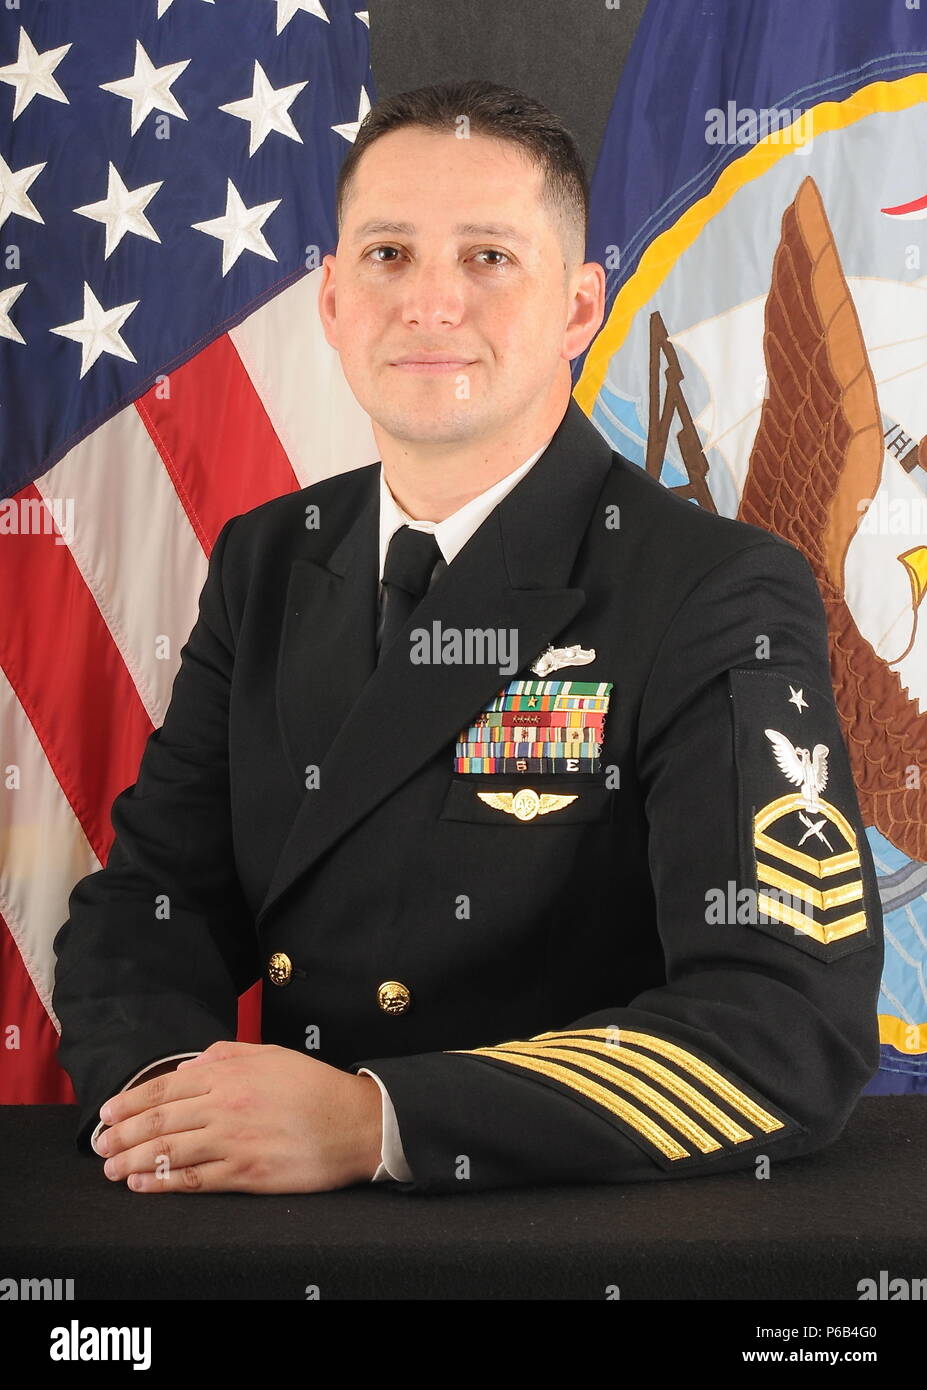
[366,0,648,183]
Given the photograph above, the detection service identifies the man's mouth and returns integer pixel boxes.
[390,352,477,374]
[391,360,474,374]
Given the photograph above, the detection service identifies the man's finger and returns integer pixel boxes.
[175,1040,261,1071]
[100,1064,215,1126]
[124,1159,234,1195]
[102,1122,220,1183]
[97,1095,209,1161]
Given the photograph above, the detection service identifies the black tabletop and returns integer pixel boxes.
[0,1099,923,1301]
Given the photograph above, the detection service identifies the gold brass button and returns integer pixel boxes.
[377,980,411,1015]
[267,952,293,986]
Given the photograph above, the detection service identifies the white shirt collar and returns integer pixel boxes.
[377,437,553,582]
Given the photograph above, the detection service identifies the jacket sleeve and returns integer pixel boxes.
[53,515,259,1154]
[348,537,884,1194]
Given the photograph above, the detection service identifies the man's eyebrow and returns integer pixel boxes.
[352,220,531,245]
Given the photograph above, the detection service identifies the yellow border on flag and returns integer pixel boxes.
[879,1014,927,1055]
[574,73,927,415]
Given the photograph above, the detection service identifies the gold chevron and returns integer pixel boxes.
[754,794,860,877]
[756,859,865,911]
[758,893,868,943]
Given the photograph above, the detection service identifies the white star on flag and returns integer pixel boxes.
[158,0,216,17]
[0,27,71,121]
[50,283,139,378]
[354,11,369,26]
[99,40,190,136]
[331,85,371,143]
[74,163,163,259]
[219,60,307,157]
[0,283,27,345]
[0,154,46,230]
[191,179,281,276]
[271,0,329,36]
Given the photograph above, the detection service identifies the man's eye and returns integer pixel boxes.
[364,246,510,266]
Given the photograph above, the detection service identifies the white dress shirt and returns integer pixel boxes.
[91,434,554,1183]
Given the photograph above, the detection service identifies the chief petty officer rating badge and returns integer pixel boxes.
[728,667,874,961]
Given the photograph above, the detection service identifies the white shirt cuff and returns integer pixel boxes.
[357,1067,413,1182]
[90,1052,202,1156]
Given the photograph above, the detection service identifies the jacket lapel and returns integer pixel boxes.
[275,478,379,798]
[260,399,614,928]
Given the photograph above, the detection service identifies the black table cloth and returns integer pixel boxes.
[0,1099,923,1300]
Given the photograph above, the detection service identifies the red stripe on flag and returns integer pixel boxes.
[134,333,300,549]
[0,485,155,861]
[0,916,76,1104]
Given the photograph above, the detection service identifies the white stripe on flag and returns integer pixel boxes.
[0,664,101,1022]
[36,406,209,728]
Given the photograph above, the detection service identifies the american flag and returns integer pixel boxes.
[0,0,378,1105]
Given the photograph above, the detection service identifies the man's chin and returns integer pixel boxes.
[368,407,490,448]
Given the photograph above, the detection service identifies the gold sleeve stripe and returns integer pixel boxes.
[489,1042,723,1153]
[446,1045,690,1159]
[512,1036,753,1144]
[530,1028,786,1134]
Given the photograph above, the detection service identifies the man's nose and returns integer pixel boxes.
[399,259,466,326]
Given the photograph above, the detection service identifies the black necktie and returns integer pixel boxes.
[377,524,446,661]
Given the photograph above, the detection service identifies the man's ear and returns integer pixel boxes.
[317,254,339,351]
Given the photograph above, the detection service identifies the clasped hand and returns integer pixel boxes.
[94,1041,383,1194]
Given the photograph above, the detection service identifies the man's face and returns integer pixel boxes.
[319,126,597,448]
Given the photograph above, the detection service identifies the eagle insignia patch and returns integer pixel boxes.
[729,668,875,961]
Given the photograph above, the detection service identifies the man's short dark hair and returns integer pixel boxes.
[335,78,589,269]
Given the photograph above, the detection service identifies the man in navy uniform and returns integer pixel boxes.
[53,80,883,1195]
